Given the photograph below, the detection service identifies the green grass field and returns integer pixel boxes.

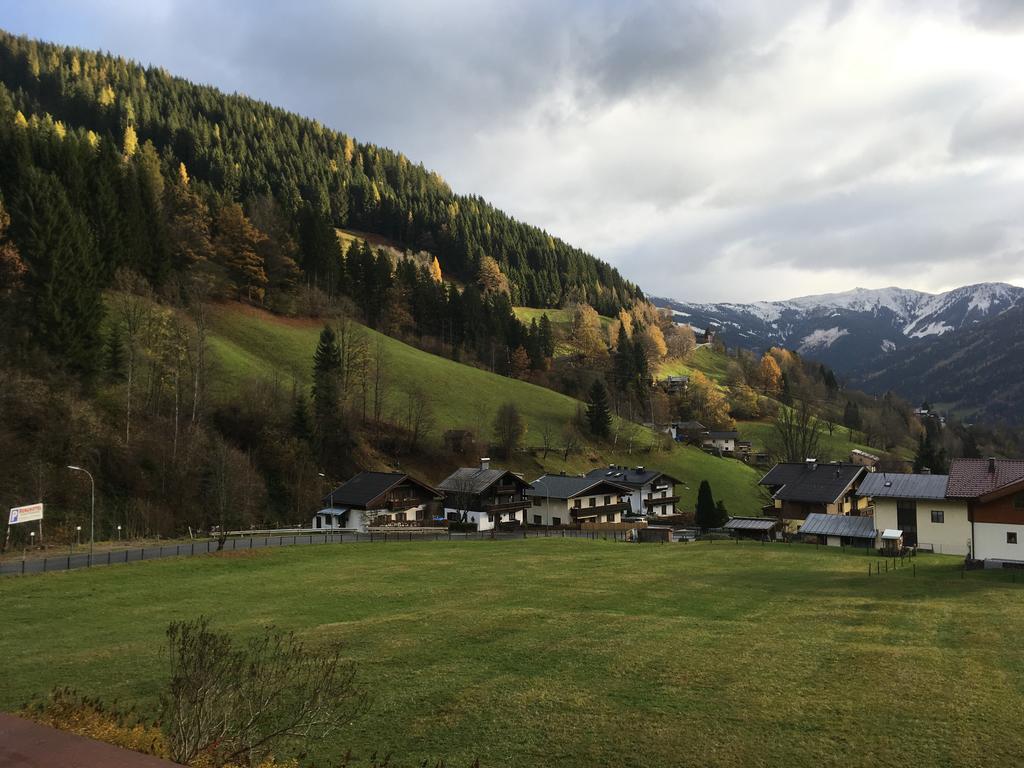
[205,304,765,514]
[2,541,1022,767]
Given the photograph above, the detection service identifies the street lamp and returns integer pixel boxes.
[76,525,81,546]
[319,472,336,529]
[67,466,95,557]
[117,524,122,541]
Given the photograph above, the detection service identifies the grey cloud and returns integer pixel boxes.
[959,0,1024,31]
[950,95,1024,158]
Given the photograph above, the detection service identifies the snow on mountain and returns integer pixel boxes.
[798,327,849,353]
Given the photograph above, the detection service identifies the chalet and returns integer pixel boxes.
[670,420,706,444]
[584,465,682,517]
[759,460,868,528]
[849,449,880,469]
[703,431,739,454]
[316,472,441,532]
[660,375,690,395]
[527,474,632,527]
[798,512,876,548]
[858,472,969,555]
[437,458,533,532]
[947,458,1024,565]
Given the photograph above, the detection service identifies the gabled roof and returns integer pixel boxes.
[673,420,706,430]
[323,471,439,508]
[760,462,865,504]
[437,467,531,495]
[947,459,1024,500]
[799,513,876,539]
[858,473,949,500]
[584,466,681,490]
[528,474,631,500]
[706,431,739,440]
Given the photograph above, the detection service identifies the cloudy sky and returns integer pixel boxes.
[4,0,1024,302]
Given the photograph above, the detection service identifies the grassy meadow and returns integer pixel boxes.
[2,540,1022,767]
[204,303,766,514]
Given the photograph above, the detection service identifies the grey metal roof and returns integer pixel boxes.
[760,462,865,504]
[528,474,631,499]
[799,513,876,539]
[706,431,739,440]
[584,466,681,489]
[437,467,530,495]
[724,517,777,531]
[858,473,949,500]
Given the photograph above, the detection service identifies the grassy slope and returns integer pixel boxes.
[2,541,1022,768]
[205,304,763,514]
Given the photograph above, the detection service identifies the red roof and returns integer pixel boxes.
[946,458,1024,499]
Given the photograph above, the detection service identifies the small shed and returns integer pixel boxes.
[880,528,904,555]
[798,513,876,548]
[723,516,779,540]
[638,526,673,543]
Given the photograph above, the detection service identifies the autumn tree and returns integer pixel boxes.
[759,353,782,393]
[510,345,531,379]
[568,302,605,363]
[213,203,268,302]
[477,255,509,296]
[429,255,442,283]
[666,324,696,359]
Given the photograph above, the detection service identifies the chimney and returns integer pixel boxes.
[988,457,996,474]
[805,458,817,471]
[480,457,490,471]
[921,467,931,475]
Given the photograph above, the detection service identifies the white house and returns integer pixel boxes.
[526,474,632,527]
[584,466,682,517]
[858,472,970,556]
[702,431,739,454]
[315,471,441,533]
[947,458,1024,565]
[437,459,533,532]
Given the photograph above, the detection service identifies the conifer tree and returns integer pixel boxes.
[429,255,442,283]
[586,379,612,438]
[695,480,719,531]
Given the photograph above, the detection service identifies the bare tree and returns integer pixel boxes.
[162,617,366,766]
[402,385,435,453]
[772,399,822,462]
[539,422,555,459]
[492,402,526,459]
[561,425,581,461]
[370,335,389,434]
[114,269,154,446]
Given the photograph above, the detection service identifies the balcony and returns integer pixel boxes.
[571,501,631,518]
[644,496,680,508]
[385,498,422,510]
[483,499,531,514]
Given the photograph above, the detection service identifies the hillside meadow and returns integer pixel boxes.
[2,540,1022,767]
[204,303,765,514]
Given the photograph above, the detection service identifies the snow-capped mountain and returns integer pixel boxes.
[653,282,1024,373]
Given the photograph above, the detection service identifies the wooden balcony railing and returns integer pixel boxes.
[571,502,630,518]
[644,496,680,508]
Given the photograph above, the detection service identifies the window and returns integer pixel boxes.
[604,495,611,505]
[1008,532,1018,545]
[396,512,406,522]
[533,515,542,525]
[533,497,541,507]
[605,514,613,523]
[1014,492,1024,509]
[931,510,944,524]
[589,497,596,507]
[552,516,561,526]
[574,499,581,509]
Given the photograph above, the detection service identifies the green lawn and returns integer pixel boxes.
[738,419,896,463]
[2,541,1022,767]
[206,304,766,513]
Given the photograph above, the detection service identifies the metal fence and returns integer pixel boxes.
[0,527,626,577]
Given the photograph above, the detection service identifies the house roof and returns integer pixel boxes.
[673,420,706,430]
[584,466,681,490]
[799,513,876,539]
[723,517,777,531]
[706,431,739,440]
[528,474,631,500]
[437,467,530,495]
[946,459,1024,499]
[850,448,880,461]
[322,472,438,508]
[760,462,866,504]
[858,473,949,500]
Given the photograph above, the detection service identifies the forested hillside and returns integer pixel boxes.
[0,30,640,314]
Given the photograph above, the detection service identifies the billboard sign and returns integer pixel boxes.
[8,503,44,525]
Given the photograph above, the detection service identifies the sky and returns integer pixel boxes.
[3,0,1024,302]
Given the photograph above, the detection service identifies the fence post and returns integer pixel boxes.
[107,552,111,566]
[912,563,916,578]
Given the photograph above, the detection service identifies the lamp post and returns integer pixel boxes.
[67,466,95,558]
[117,524,122,541]
[76,525,81,547]
[318,472,335,528]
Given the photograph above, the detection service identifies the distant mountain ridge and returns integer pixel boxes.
[653,282,1024,424]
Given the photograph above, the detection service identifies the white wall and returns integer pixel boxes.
[974,522,1024,562]
[872,498,971,556]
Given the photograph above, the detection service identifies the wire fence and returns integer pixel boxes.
[0,527,626,577]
